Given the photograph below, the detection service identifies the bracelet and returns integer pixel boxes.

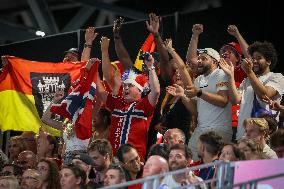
[84,43,92,48]
[196,89,203,97]
[153,33,159,39]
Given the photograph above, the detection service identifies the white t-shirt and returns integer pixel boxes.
[194,69,232,132]
[237,72,284,140]
[63,132,90,152]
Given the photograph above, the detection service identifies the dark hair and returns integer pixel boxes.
[1,163,23,177]
[116,144,135,163]
[46,135,58,156]
[62,165,86,189]
[270,129,284,149]
[199,131,224,156]
[39,158,61,189]
[106,164,126,181]
[169,144,192,160]
[147,143,169,160]
[261,116,278,135]
[88,139,113,160]
[99,108,111,126]
[248,41,278,70]
[222,143,243,160]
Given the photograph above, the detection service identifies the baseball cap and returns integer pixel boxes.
[122,69,148,91]
[197,48,220,62]
[73,153,94,165]
[64,48,79,57]
[220,42,242,56]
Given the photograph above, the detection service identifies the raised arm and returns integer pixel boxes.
[165,39,193,87]
[81,27,98,61]
[144,54,160,106]
[146,13,174,81]
[41,91,65,131]
[219,58,241,104]
[113,17,133,70]
[166,84,197,116]
[227,25,250,58]
[95,75,108,103]
[186,24,203,63]
[100,36,116,89]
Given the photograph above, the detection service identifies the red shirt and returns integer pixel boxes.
[106,95,155,161]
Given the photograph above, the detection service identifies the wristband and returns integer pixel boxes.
[84,43,92,48]
[196,89,202,97]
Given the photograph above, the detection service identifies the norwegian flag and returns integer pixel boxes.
[50,59,100,139]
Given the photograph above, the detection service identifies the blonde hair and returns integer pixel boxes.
[244,118,269,131]
[0,176,20,189]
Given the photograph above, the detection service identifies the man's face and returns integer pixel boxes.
[168,149,188,171]
[142,156,162,177]
[122,148,141,174]
[164,131,184,149]
[245,124,262,140]
[60,168,80,189]
[251,52,269,75]
[104,169,124,186]
[8,140,21,160]
[36,132,52,157]
[197,54,214,75]
[17,153,36,170]
[21,170,40,189]
[63,52,78,62]
[220,46,239,66]
[197,140,204,159]
[22,132,37,154]
[88,150,107,172]
[122,83,141,103]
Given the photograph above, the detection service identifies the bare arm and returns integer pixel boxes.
[113,17,133,70]
[186,24,203,63]
[81,27,98,61]
[166,84,197,116]
[219,58,241,104]
[241,58,277,99]
[100,36,116,88]
[41,91,65,131]
[166,40,193,87]
[144,55,160,106]
[146,13,174,81]
[227,25,250,58]
[95,75,108,103]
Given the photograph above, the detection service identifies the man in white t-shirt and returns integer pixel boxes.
[219,41,284,140]
[185,48,232,161]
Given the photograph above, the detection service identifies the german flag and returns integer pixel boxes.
[0,56,85,135]
[134,33,156,71]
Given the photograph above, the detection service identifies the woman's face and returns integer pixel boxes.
[8,140,21,160]
[37,162,49,182]
[238,142,253,160]
[60,168,80,189]
[219,145,238,161]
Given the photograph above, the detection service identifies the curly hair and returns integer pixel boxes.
[248,41,278,70]
[39,158,61,189]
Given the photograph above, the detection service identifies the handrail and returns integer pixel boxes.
[102,161,226,189]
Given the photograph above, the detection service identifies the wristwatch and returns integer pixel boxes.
[84,43,92,48]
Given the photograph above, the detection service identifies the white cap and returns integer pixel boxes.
[198,48,220,62]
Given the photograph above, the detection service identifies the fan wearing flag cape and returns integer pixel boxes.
[96,48,160,161]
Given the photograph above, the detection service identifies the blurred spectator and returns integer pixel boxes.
[219,143,242,161]
[104,164,127,187]
[21,169,41,189]
[17,151,37,170]
[237,138,266,160]
[0,175,20,189]
[270,129,284,158]
[60,165,86,189]
[37,158,61,189]
[8,136,27,162]
[21,132,37,154]
[147,143,169,160]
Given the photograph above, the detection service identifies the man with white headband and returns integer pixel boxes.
[96,53,160,162]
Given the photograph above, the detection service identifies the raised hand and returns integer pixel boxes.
[227,25,240,37]
[113,69,122,89]
[143,53,155,68]
[53,90,64,103]
[219,58,234,77]
[146,13,160,35]
[262,95,283,111]
[192,24,203,36]
[154,123,167,134]
[85,27,98,45]
[184,85,199,98]
[100,36,110,52]
[164,38,174,51]
[113,17,124,37]
[166,84,185,97]
[241,58,253,75]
